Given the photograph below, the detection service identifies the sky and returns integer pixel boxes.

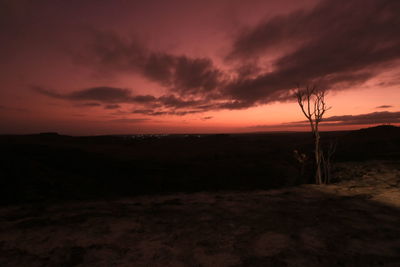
[1,0,399,135]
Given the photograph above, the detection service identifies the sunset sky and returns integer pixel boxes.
[1,0,399,135]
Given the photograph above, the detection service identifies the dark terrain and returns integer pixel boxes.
[0,125,399,266]
[0,125,399,204]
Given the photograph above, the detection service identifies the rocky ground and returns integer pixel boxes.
[0,161,399,266]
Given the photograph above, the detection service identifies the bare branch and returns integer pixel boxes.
[295,84,330,184]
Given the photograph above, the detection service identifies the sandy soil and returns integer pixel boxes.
[0,161,399,266]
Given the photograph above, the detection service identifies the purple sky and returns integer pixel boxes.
[1,0,399,134]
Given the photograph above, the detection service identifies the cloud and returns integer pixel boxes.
[321,111,400,125]
[34,85,215,115]
[67,87,132,102]
[130,95,157,103]
[255,111,400,128]
[376,105,393,109]
[81,32,224,97]
[132,109,203,116]
[104,104,120,109]
[38,0,400,116]
[158,95,205,108]
[33,86,157,104]
[75,102,101,107]
[171,56,223,95]
[229,0,400,60]
[201,116,213,120]
[33,86,130,103]
[224,0,400,104]
[32,86,64,99]
[108,118,150,123]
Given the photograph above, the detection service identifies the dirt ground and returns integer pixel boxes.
[0,161,399,266]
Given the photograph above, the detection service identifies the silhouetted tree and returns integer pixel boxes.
[296,85,330,184]
[321,140,337,184]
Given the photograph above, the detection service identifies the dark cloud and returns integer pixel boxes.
[227,10,310,60]
[172,56,223,95]
[67,87,131,102]
[201,116,213,120]
[377,74,400,87]
[34,85,213,115]
[224,0,400,104]
[37,0,400,116]
[104,104,120,109]
[255,111,400,128]
[33,86,130,103]
[132,109,202,116]
[130,95,156,103]
[32,86,64,99]
[108,118,150,123]
[132,109,157,115]
[214,99,255,110]
[158,95,204,108]
[321,111,400,125]
[376,105,393,109]
[230,0,400,60]
[82,32,224,97]
[75,102,101,107]
[33,86,157,105]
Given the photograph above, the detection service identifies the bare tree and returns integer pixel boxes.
[295,85,330,184]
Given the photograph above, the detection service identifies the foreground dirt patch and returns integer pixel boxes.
[0,161,399,266]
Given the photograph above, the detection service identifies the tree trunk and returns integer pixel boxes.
[314,131,322,184]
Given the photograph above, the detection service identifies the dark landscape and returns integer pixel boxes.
[2,0,400,265]
[1,125,399,205]
[1,126,400,266]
